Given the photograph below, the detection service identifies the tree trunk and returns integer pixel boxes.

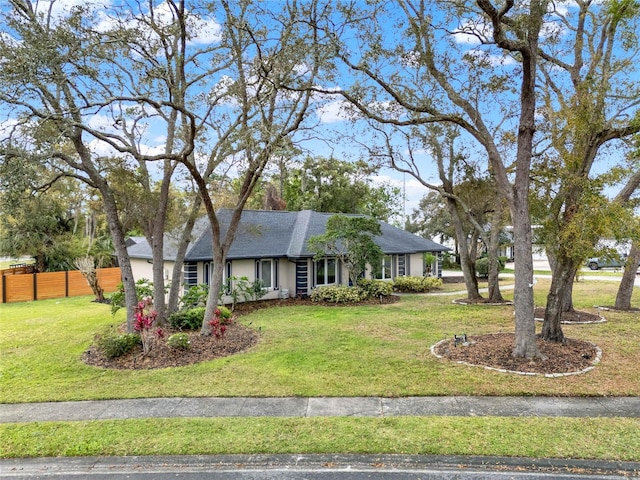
[541,257,574,343]
[511,201,541,358]
[167,195,203,316]
[75,256,105,303]
[615,241,640,310]
[508,1,546,360]
[201,255,225,336]
[487,214,504,303]
[561,264,578,313]
[545,223,580,316]
[103,193,138,332]
[150,235,167,325]
[445,198,482,301]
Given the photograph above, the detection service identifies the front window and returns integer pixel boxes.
[315,258,337,285]
[397,254,406,276]
[204,262,232,291]
[203,262,211,285]
[257,259,273,289]
[376,255,393,280]
[184,262,198,286]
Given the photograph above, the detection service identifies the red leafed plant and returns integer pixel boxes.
[209,307,233,340]
[134,297,162,355]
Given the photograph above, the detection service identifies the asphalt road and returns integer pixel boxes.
[2,455,638,480]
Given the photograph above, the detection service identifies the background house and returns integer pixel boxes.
[127,210,449,302]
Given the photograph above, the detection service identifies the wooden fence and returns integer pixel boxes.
[1,267,122,304]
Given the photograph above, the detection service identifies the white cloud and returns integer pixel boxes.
[148,1,222,45]
[139,142,166,157]
[317,100,353,124]
[372,172,432,214]
[87,137,118,158]
[0,117,21,138]
[465,48,517,67]
[87,113,116,132]
[453,18,492,45]
[32,0,101,19]
[38,1,221,46]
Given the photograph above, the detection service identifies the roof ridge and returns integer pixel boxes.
[287,210,313,257]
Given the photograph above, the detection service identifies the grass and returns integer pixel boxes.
[2,417,639,461]
[0,257,33,270]
[501,266,634,277]
[1,280,639,403]
[1,278,639,460]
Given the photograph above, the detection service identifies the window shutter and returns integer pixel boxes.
[225,261,232,294]
[274,259,279,290]
[312,260,316,288]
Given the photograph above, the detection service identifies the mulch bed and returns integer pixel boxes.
[83,296,400,370]
[433,333,599,375]
[83,322,260,370]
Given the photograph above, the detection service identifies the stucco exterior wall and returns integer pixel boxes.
[129,251,442,306]
[129,258,175,284]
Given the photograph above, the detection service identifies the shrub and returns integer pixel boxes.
[216,305,232,322]
[310,285,368,303]
[442,252,459,269]
[475,257,506,278]
[227,276,268,310]
[357,278,394,298]
[109,278,154,316]
[393,276,443,293]
[169,307,206,331]
[167,333,190,350]
[180,284,209,310]
[95,327,140,359]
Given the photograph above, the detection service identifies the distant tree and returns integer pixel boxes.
[0,153,92,272]
[284,157,401,222]
[406,192,454,245]
[377,124,508,302]
[74,255,105,303]
[308,214,383,286]
[0,195,82,272]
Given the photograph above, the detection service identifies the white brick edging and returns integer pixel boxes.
[534,314,606,325]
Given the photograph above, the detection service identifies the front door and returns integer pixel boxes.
[295,260,308,297]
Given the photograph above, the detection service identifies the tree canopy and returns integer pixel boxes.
[308,214,383,286]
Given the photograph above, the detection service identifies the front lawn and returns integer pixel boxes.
[1,279,638,403]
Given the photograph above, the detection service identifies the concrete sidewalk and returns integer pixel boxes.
[2,396,640,423]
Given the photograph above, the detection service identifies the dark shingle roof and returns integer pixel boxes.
[128,210,449,261]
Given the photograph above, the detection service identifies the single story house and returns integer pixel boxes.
[127,209,450,302]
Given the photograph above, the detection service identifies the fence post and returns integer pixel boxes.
[2,275,6,304]
[65,270,69,298]
[33,272,37,301]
